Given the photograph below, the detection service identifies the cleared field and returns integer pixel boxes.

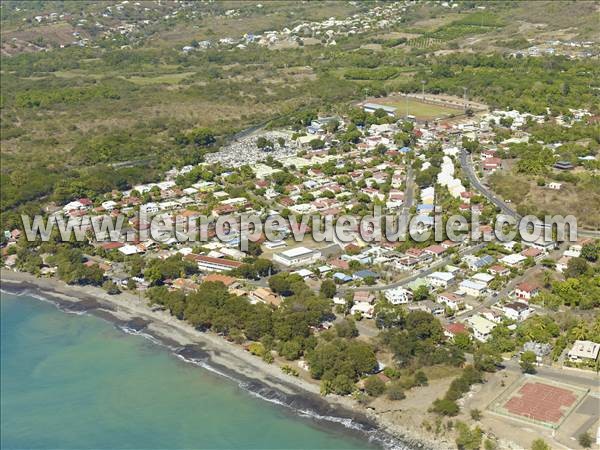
[489,171,600,229]
[377,97,463,121]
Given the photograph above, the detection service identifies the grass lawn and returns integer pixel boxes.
[379,97,462,120]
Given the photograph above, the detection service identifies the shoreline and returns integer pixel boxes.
[1,269,446,450]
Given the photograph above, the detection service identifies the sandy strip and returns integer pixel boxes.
[1,269,445,450]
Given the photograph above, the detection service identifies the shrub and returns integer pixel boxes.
[386,383,406,401]
[364,376,386,397]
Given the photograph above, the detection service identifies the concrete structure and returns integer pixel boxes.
[273,247,321,267]
[567,340,600,362]
[362,102,397,117]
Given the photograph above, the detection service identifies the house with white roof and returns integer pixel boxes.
[459,279,487,297]
[427,272,455,289]
[384,287,413,305]
[351,301,375,319]
[273,247,321,267]
[467,315,497,342]
[567,340,600,362]
[500,253,527,267]
[471,272,495,286]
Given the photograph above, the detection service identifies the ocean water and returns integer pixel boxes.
[0,292,377,450]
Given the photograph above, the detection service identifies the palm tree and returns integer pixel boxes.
[570,322,588,341]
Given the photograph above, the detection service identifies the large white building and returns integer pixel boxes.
[567,340,600,362]
[384,287,413,305]
[273,246,322,267]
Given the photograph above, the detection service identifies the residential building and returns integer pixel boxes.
[515,282,540,301]
[437,292,462,311]
[488,264,510,277]
[471,272,495,286]
[459,280,487,297]
[248,287,281,307]
[408,300,444,316]
[351,301,375,319]
[203,273,238,288]
[500,253,527,267]
[503,301,533,321]
[384,287,413,305]
[567,340,600,362]
[444,322,468,340]
[427,271,455,289]
[467,315,497,342]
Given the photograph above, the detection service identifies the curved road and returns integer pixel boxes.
[459,149,600,239]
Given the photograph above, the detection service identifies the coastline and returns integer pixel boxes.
[0,269,447,450]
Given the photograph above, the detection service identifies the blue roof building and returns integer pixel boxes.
[353,269,379,280]
[333,273,352,283]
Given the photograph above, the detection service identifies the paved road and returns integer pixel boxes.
[460,149,517,218]
[459,149,600,238]
[502,358,599,389]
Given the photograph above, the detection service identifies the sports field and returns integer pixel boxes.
[488,377,588,429]
[377,97,463,121]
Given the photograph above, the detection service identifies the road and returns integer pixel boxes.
[459,149,517,219]
[459,148,600,238]
[502,358,599,389]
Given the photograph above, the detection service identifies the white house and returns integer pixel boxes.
[384,287,413,305]
[567,340,600,362]
[101,200,118,211]
[351,301,374,319]
[427,272,455,289]
[502,302,533,322]
[471,272,495,286]
[515,282,540,301]
[500,253,527,267]
[140,202,159,214]
[467,315,497,342]
[437,292,462,311]
[459,280,487,297]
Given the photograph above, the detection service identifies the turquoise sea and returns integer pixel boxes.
[1,292,378,450]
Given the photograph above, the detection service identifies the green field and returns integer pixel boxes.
[380,98,462,120]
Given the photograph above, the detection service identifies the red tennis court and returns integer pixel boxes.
[504,382,577,423]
